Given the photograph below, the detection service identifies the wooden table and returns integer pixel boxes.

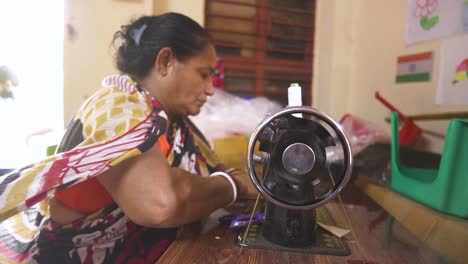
[355,177,468,264]
[157,185,439,264]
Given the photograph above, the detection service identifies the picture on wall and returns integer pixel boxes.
[396,51,433,83]
[406,0,462,44]
[437,35,468,105]
[463,0,468,32]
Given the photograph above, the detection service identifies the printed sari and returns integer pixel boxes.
[0,75,221,263]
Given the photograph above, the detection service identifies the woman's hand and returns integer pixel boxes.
[226,168,258,199]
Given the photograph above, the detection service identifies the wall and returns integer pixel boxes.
[313,1,353,119]
[313,0,467,152]
[63,0,153,124]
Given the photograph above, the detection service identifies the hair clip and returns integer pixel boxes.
[131,24,148,47]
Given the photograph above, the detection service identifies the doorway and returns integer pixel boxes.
[0,1,64,168]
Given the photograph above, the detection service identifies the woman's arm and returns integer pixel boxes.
[215,164,258,199]
[97,144,237,228]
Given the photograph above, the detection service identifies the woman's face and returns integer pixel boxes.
[163,44,217,116]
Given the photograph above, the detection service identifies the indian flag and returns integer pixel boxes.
[396,52,433,83]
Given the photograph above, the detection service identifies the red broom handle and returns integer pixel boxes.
[375,91,411,123]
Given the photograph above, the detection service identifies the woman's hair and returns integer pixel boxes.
[113,12,213,81]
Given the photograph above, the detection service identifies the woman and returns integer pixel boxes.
[0,13,256,263]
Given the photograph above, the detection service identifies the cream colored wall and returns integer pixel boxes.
[314,0,467,152]
[63,0,153,124]
[313,1,353,119]
[153,0,205,25]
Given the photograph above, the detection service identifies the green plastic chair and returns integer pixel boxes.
[391,112,468,218]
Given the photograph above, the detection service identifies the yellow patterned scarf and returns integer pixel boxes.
[0,74,220,263]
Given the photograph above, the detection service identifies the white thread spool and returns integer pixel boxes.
[288,83,302,118]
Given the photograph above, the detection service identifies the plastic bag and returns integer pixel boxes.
[339,114,390,155]
[191,89,282,140]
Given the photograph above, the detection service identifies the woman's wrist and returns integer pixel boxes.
[210,171,238,207]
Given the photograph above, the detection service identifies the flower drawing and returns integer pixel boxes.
[414,0,439,30]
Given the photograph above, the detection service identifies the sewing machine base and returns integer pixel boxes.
[236,207,350,256]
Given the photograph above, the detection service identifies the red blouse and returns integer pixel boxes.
[54,135,171,214]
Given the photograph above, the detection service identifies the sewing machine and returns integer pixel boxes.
[157,106,444,263]
[241,106,353,255]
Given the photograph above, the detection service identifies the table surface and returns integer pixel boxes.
[157,184,439,264]
[355,177,468,264]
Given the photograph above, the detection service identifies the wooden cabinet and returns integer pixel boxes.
[205,0,315,106]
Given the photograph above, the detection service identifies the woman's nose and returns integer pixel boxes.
[205,82,215,96]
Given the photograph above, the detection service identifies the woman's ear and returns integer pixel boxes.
[154,47,175,77]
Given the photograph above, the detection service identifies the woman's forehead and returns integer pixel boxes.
[189,45,217,66]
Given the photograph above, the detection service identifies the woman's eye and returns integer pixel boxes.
[200,73,210,80]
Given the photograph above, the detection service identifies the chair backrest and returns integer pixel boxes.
[390,112,401,171]
[391,111,468,216]
[390,112,438,182]
[437,118,468,210]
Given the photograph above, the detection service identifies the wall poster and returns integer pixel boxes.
[406,0,463,44]
[437,35,468,105]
